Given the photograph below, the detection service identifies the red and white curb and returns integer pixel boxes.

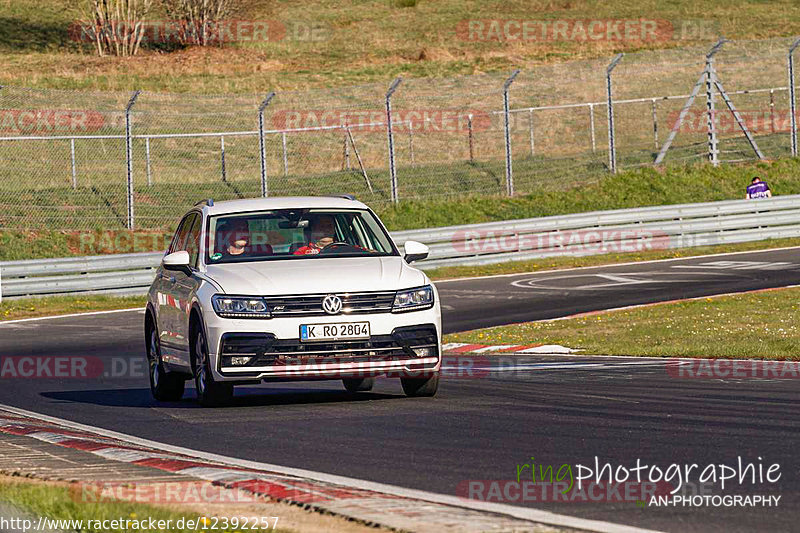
[444,343,576,354]
[0,405,657,533]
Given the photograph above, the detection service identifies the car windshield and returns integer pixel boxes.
[206,208,397,264]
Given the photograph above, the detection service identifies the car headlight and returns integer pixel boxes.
[392,285,434,313]
[211,295,271,319]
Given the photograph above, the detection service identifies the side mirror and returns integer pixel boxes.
[403,240,429,263]
[162,250,191,273]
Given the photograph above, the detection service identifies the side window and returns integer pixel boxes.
[168,213,197,255]
[186,215,202,268]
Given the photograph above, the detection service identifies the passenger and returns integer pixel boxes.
[215,218,251,257]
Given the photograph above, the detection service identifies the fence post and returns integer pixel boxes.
[467,114,474,162]
[145,137,152,186]
[651,99,659,150]
[125,90,141,231]
[258,92,276,197]
[528,109,535,156]
[385,77,402,203]
[342,127,351,170]
[769,89,776,134]
[705,39,727,167]
[407,120,415,165]
[588,103,596,153]
[70,139,77,189]
[606,54,623,174]
[282,132,288,177]
[789,38,800,157]
[503,69,520,196]
[220,135,227,182]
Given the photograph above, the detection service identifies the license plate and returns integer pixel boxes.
[300,322,370,342]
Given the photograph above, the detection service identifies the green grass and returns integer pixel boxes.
[0,477,293,533]
[0,295,145,321]
[445,287,800,359]
[2,0,800,91]
[2,3,798,235]
[2,151,800,244]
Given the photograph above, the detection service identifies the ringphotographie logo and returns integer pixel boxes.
[456,19,718,42]
[463,456,783,507]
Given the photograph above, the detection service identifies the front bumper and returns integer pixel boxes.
[205,310,442,382]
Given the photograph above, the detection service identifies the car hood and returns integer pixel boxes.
[204,256,427,295]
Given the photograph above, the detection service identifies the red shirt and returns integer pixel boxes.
[293,243,323,255]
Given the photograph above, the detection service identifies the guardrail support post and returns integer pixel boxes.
[503,69,520,196]
[125,90,141,231]
[789,38,800,156]
[606,54,623,174]
[258,92,276,197]
[385,77,402,203]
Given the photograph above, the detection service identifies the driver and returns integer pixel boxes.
[293,214,336,255]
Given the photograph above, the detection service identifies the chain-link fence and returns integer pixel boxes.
[2,37,799,231]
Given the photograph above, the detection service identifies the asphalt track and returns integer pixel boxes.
[1,247,799,532]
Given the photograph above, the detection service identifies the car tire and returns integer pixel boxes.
[193,327,233,407]
[342,377,374,393]
[146,318,185,402]
[401,372,439,397]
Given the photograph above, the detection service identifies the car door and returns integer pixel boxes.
[158,213,195,366]
[171,213,204,367]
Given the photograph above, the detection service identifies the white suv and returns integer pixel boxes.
[145,196,441,406]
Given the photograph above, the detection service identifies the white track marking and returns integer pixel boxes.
[434,245,800,283]
[0,404,662,533]
[0,307,145,326]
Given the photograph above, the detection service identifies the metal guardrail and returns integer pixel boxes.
[2,195,798,298]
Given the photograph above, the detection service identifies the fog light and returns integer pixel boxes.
[230,356,253,366]
[413,347,432,357]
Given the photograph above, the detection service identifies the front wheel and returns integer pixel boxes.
[343,377,374,393]
[193,327,233,407]
[401,372,439,397]
[147,322,185,402]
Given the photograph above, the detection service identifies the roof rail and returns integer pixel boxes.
[194,198,215,207]
[328,194,356,201]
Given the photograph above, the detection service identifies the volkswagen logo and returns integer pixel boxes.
[322,294,343,315]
